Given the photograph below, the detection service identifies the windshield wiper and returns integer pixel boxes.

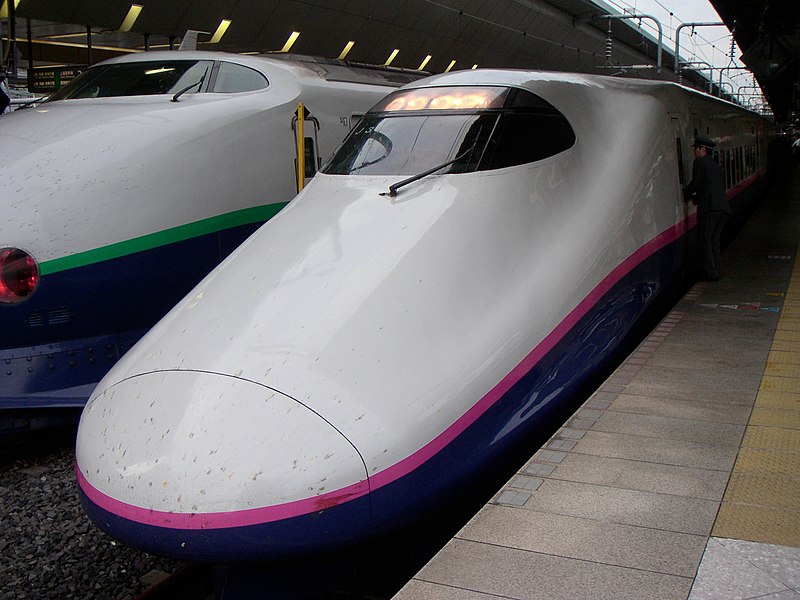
[171,74,205,102]
[380,143,477,197]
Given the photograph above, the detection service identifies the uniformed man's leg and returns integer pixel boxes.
[700,218,717,280]
[705,211,726,280]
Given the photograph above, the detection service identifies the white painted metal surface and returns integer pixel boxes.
[0,51,398,263]
[76,69,767,517]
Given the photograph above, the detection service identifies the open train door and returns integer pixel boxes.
[292,103,321,192]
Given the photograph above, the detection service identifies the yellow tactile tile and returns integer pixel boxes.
[775,330,800,343]
[765,362,800,377]
[714,246,800,547]
[749,407,800,429]
[733,448,800,478]
[772,339,800,352]
[724,472,800,508]
[753,389,800,410]
[743,426,800,452]
[768,350,800,365]
[761,375,800,392]
[778,318,800,332]
[713,504,800,547]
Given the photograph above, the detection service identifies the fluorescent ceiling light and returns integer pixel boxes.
[0,0,21,19]
[338,41,355,60]
[5,36,141,53]
[209,19,231,44]
[471,64,478,70]
[145,67,175,75]
[280,31,300,53]
[385,49,399,66]
[43,31,90,40]
[119,4,143,32]
[445,60,456,72]
[417,55,432,71]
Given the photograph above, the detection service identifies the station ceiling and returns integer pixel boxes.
[2,1,677,74]
[2,0,785,118]
[711,0,800,123]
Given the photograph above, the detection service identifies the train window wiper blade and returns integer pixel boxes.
[381,143,477,197]
[171,75,205,102]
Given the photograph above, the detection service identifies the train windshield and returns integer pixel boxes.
[323,86,575,176]
[46,60,214,101]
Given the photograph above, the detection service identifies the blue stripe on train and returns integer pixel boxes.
[0,221,263,409]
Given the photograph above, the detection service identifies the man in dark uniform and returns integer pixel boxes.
[0,70,10,115]
[684,136,730,281]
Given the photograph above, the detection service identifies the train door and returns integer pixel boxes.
[292,105,321,192]
[671,116,689,207]
[671,115,694,279]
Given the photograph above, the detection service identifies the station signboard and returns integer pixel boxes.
[31,66,86,93]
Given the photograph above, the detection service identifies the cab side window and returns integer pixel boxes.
[480,113,575,170]
[212,63,268,93]
[478,89,575,170]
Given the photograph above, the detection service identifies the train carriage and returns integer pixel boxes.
[76,69,772,567]
[0,51,409,426]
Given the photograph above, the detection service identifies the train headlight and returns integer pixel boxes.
[0,247,40,305]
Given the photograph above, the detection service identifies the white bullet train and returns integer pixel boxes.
[76,70,771,568]
[0,51,411,425]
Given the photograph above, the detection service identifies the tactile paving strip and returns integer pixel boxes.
[713,504,800,547]
[743,427,800,452]
[723,472,800,508]
[713,244,800,547]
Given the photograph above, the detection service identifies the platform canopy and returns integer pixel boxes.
[0,0,761,110]
[711,0,800,124]
[2,2,700,75]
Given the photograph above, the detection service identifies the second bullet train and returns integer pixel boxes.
[0,51,411,424]
[76,69,770,568]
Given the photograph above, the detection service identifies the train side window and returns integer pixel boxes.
[743,147,748,177]
[724,149,732,189]
[350,113,364,129]
[745,147,750,176]
[212,62,268,93]
[737,147,743,183]
[675,138,686,185]
[304,137,316,178]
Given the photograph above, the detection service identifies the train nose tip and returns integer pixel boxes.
[75,370,370,559]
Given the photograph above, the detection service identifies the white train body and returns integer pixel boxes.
[0,51,406,415]
[76,70,769,561]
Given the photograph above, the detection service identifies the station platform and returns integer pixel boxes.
[394,170,800,600]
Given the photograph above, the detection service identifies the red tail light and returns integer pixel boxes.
[0,247,40,304]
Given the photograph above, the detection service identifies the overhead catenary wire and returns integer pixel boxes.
[579,0,760,101]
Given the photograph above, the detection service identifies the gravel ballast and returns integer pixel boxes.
[0,432,183,600]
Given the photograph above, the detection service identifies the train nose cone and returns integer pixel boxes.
[75,370,370,560]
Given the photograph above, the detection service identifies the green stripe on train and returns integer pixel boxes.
[40,203,288,275]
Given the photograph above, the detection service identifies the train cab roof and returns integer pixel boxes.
[394,68,765,119]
